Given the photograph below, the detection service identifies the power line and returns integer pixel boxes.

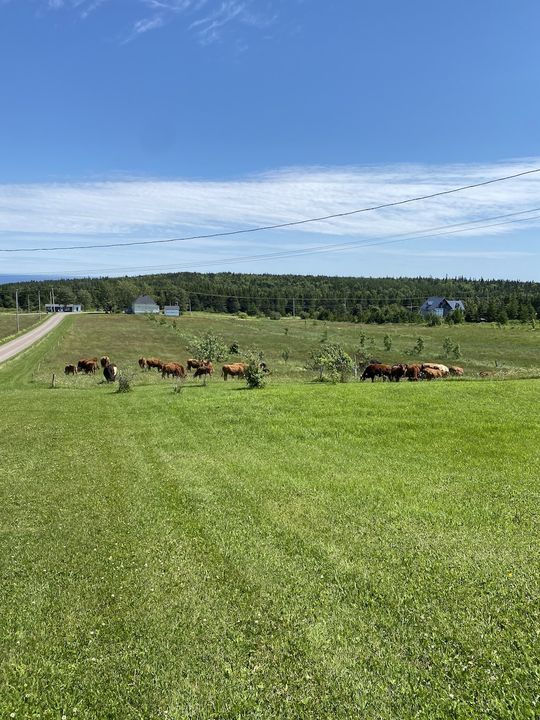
[48,205,540,277]
[1,166,540,253]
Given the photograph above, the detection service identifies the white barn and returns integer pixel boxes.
[132,295,160,314]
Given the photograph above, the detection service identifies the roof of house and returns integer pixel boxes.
[445,299,465,310]
[133,295,158,305]
[420,296,465,311]
[420,296,445,309]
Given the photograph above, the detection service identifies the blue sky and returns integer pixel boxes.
[1,0,539,281]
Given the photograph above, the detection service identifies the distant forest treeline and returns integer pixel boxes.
[1,272,539,323]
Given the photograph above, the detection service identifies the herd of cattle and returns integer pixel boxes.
[64,354,464,384]
[64,355,118,382]
[361,362,464,381]
[64,355,269,382]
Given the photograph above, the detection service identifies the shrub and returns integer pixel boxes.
[245,351,267,389]
[117,371,133,393]
[308,343,354,383]
[281,349,290,363]
[229,341,240,355]
[443,336,454,357]
[383,334,392,351]
[268,311,281,320]
[426,313,442,327]
[413,336,425,354]
[189,331,228,362]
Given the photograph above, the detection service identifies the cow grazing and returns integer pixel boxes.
[421,363,450,376]
[64,364,77,375]
[390,364,407,382]
[103,363,118,382]
[138,357,147,370]
[405,364,421,381]
[100,355,110,368]
[186,358,205,372]
[361,363,392,382]
[449,366,464,377]
[193,364,213,380]
[77,358,98,374]
[146,357,163,371]
[422,367,443,381]
[222,363,247,380]
[161,362,186,379]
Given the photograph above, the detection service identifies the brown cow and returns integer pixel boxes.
[186,358,205,372]
[100,355,110,368]
[64,364,77,375]
[405,364,421,381]
[422,367,443,380]
[146,357,163,371]
[361,363,392,382]
[193,363,214,380]
[77,358,98,374]
[162,362,186,379]
[138,357,147,370]
[390,363,407,382]
[222,363,247,380]
[449,366,464,376]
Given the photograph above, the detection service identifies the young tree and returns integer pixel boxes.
[308,343,354,383]
[189,331,228,362]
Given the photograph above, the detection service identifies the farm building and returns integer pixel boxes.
[163,305,180,317]
[419,297,465,318]
[45,303,82,312]
[132,295,160,314]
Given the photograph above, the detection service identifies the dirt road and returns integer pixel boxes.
[0,313,66,365]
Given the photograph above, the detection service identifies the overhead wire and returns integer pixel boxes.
[1,165,540,253]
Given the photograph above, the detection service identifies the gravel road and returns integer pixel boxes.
[0,313,66,365]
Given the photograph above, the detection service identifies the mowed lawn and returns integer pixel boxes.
[0,317,539,718]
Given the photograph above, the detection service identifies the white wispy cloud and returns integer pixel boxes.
[29,0,277,45]
[1,160,540,240]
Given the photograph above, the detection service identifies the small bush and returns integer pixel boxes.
[117,372,133,393]
[245,351,267,389]
[268,311,281,320]
[383,334,392,351]
[229,341,240,355]
[308,343,354,383]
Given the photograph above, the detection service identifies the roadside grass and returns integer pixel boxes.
[0,378,539,719]
[12,312,540,389]
[0,312,44,344]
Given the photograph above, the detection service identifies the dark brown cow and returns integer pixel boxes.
[100,355,110,368]
[103,363,118,382]
[390,363,407,382]
[162,362,186,379]
[64,364,77,375]
[77,358,98,374]
[405,364,421,381]
[222,363,247,380]
[193,363,214,380]
[138,357,147,370]
[186,358,206,372]
[449,366,464,376]
[361,363,392,382]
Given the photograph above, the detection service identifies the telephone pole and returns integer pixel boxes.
[292,297,296,317]
[15,290,20,332]
[38,291,42,317]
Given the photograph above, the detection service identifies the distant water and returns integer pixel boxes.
[0,274,62,285]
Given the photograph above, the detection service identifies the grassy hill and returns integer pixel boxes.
[0,311,43,344]
[6,311,540,388]
[1,314,539,718]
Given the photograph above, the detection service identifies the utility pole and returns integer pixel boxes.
[27,295,30,313]
[38,291,42,317]
[292,297,296,317]
[15,290,20,332]
[188,298,192,315]
[51,287,55,309]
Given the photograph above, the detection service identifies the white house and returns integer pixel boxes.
[419,297,465,318]
[45,303,82,313]
[132,295,160,314]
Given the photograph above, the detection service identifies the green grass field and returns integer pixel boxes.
[0,312,43,344]
[1,315,539,719]
[11,311,540,388]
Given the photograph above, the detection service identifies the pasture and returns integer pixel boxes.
[0,315,539,718]
[0,312,43,344]
[13,311,540,387]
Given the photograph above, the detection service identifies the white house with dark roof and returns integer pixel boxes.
[132,294,160,314]
[419,296,465,318]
